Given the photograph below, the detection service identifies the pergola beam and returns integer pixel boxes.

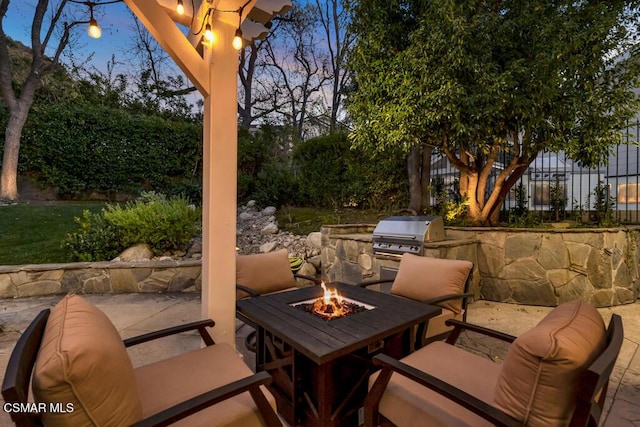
[123,0,210,96]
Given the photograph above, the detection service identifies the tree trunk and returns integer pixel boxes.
[420,143,433,210]
[407,144,422,213]
[1,105,30,201]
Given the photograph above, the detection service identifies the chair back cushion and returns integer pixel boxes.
[494,300,606,427]
[32,294,142,426]
[390,254,472,313]
[236,249,296,299]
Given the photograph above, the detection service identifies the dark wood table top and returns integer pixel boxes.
[237,282,441,364]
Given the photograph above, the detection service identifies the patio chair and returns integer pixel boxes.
[1,294,281,427]
[236,249,320,352]
[364,300,623,427]
[358,253,474,346]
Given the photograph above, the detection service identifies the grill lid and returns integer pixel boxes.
[372,216,444,256]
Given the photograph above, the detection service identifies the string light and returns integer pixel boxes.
[176,0,185,15]
[232,28,243,50]
[204,23,215,43]
[87,4,101,38]
[69,0,122,40]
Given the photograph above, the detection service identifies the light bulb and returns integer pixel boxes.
[88,18,101,39]
[232,29,243,50]
[204,23,214,43]
[176,0,184,15]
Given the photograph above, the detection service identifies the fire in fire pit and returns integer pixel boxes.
[293,283,372,320]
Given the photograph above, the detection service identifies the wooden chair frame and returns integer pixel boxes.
[2,309,282,427]
[364,315,624,427]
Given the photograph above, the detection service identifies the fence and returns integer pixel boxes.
[431,120,640,223]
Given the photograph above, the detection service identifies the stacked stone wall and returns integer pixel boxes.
[0,260,202,299]
[321,225,640,307]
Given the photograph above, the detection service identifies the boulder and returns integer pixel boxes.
[118,244,154,262]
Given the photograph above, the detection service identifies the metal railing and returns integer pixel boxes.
[431,120,640,223]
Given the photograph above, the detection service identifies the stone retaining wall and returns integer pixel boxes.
[321,224,640,307]
[0,260,202,298]
[447,227,640,307]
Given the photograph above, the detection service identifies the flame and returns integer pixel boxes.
[313,282,348,319]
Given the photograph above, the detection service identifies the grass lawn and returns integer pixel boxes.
[0,203,389,266]
[0,202,106,265]
[277,206,393,235]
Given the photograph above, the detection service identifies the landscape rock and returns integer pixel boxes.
[261,223,279,234]
[118,244,154,262]
[260,241,278,253]
[262,206,277,216]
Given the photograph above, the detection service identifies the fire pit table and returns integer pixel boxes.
[236,282,441,427]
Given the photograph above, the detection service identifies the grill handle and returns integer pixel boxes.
[373,234,418,240]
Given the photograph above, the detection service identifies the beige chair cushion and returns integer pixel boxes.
[494,301,606,426]
[391,254,473,313]
[372,341,500,427]
[135,342,277,427]
[32,294,142,427]
[236,249,297,299]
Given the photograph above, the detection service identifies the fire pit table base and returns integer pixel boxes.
[259,329,406,427]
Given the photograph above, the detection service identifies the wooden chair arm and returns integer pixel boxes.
[123,320,216,347]
[424,292,474,306]
[444,319,517,345]
[356,279,394,288]
[236,284,260,298]
[294,273,321,284]
[369,354,524,427]
[132,371,281,427]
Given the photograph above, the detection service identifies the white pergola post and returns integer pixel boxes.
[123,0,291,348]
[201,21,239,345]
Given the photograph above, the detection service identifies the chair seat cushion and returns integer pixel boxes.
[134,342,277,427]
[494,301,606,427]
[32,295,142,427]
[391,254,472,313]
[372,341,501,427]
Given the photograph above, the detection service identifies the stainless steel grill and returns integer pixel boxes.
[372,216,444,257]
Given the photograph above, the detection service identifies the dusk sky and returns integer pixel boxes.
[3,1,174,76]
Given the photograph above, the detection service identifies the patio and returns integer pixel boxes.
[0,292,638,426]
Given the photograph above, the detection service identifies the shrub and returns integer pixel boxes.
[64,193,201,261]
[252,161,299,207]
[62,210,123,261]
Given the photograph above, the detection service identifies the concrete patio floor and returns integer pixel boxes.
[0,293,638,426]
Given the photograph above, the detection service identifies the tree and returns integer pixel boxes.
[262,2,331,141]
[0,0,85,202]
[348,0,640,224]
[348,0,434,214]
[314,0,353,133]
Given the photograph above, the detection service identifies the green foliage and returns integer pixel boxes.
[549,181,567,221]
[252,161,299,207]
[591,181,617,226]
[64,193,201,261]
[293,133,408,210]
[18,100,202,199]
[62,210,123,262]
[512,182,529,217]
[508,211,543,228]
[431,177,469,224]
[294,133,351,208]
[348,0,640,224]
